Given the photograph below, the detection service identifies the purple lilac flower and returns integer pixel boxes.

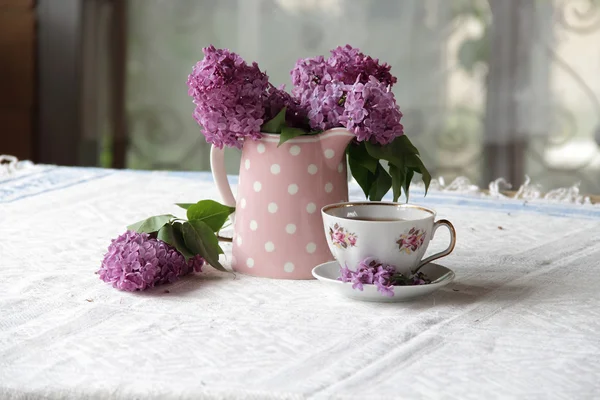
[328,45,397,87]
[290,55,332,98]
[340,264,354,283]
[373,265,395,296]
[291,55,345,130]
[341,76,404,145]
[187,45,269,148]
[290,45,403,143]
[305,81,347,130]
[98,231,205,292]
[338,257,431,297]
[264,84,309,129]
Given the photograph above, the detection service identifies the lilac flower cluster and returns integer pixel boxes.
[290,45,404,143]
[340,258,396,297]
[264,84,308,129]
[339,258,431,297]
[341,77,404,145]
[98,231,204,292]
[188,44,404,148]
[187,45,269,148]
[327,45,397,86]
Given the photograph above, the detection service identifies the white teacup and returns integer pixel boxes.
[321,202,456,276]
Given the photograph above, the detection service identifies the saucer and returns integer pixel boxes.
[311,261,455,302]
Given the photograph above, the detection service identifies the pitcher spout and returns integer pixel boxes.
[319,128,355,164]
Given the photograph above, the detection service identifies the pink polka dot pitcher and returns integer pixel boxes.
[211,128,355,279]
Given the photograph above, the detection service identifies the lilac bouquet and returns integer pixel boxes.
[188,44,430,201]
[339,258,431,297]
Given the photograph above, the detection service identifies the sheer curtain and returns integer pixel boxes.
[124,0,600,192]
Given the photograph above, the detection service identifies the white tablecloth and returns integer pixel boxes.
[1,165,600,399]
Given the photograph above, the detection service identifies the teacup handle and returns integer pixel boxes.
[414,219,456,273]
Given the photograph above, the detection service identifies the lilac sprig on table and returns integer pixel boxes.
[99,231,205,291]
[187,43,430,202]
[98,200,235,292]
[339,258,431,297]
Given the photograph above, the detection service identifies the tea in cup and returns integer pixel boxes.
[321,202,456,277]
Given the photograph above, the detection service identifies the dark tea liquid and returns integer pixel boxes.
[343,216,407,222]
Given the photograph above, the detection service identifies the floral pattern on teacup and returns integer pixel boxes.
[396,227,426,254]
[329,223,357,249]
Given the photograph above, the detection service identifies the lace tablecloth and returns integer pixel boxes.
[1,164,600,399]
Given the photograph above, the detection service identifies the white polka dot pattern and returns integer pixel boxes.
[283,262,295,273]
[231,132,352,279]
[268,202,278,213]
[285,224,296,234]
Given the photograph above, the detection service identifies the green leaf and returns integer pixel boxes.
[406,154,431,194]
[365,141,404,168]
[403,168,414,202]
[175,203,194,210]
[278,126,307,147]
[395,134,421,156]
[127,214,175,234]
[261,107,287,133]
[368,163,392,201]
[348,142,378,173]
[186,200,235,232]
[349,156,375,198]
[182,220,227,272]
[365,136,420,163]
[389,164,404,202]
[158,223,194,259]
[366,136,430,196]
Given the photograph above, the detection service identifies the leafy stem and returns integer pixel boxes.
[128,200,235,273]
[348,136,431,202]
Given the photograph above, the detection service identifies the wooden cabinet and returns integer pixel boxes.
[0,0,35,160]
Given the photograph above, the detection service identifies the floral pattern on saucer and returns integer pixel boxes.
[328,223,357,249]
[396,227,426,254]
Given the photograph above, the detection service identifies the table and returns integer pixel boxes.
[1,164,600,399]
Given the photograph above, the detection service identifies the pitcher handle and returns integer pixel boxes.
[414,219,456,273]
[210,145,236,208]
